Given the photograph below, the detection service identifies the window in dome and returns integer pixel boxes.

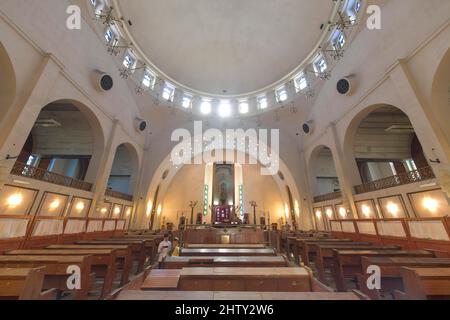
[346,0,362,24]
[90,0,96,6]
[162,82,175,101]
[257,96,268,109]
[142,69,156,89]
[314,55,327,75]
[276,86,288,102]
[200,100,212,115]
[123,51,136,70]
[294,73,307,92]
[239,101,249,114]
[218,100,232,117]
[182,95,192,109]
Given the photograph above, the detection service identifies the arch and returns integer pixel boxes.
[0,41,16,121]
[343,104,430,186]
[307,145,340,197]
[107,142,140,195]
[143,140,303,229]
[430,48,450,147]
[16,99,105,184]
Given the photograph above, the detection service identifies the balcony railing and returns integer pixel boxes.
[11,162,93,192]
[105,189,133,202]
[313,191,342,203]
[354,166,435,195]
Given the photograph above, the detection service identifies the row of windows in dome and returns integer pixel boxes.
[90,0,362,116]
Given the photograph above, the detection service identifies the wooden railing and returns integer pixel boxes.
[327,217,450,249]
[11,162,93,192]
[105,189,133,202]
[354,166,435,194]
[313,191,342,203]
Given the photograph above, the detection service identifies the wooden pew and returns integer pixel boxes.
[313,244,400,283]
[179,248,276,257]
[5,249,119,298]
[394,267,450,300]
[185,244,266,249]
[357,257,450,300]
[119,235,163,263]
[0,267,56,300]
[0,255,94,299]
[293,238,355,266]
[76,239,147,272]
[116,290,365,300]
[332,249,435,292]
[46,244,132,286]
[163,256,287,269]
[142,267,313,292]
[285,233,330,259]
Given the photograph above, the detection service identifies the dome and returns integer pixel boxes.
[114,0,337,96]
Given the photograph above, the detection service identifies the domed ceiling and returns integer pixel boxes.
[114,0,337,96]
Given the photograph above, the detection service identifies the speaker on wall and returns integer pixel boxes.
[94,71,114,92]
[134,117,147,132]
[302,120,314,135]
[337,75,355,96]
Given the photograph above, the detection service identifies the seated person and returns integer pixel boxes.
[171,237,180,257]
[157,234,172,268]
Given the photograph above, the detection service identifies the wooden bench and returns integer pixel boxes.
[185,244,266,249]
[313,244,400,283]
[179,248,276,257]
[46,244,132,286]
[332,249,435,292]
[142,267,313,292]
[116,290,365,300]
[0,255,94,299]
[76,239,147,272]
[141,269,181,290]
[5,249,119,298]
[357,257,450,299]
[163,256,287,269]
[394,267,450,300]
[293,238,354,265]
[0,267,56,300]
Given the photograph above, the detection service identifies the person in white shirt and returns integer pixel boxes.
[157,234,172,268]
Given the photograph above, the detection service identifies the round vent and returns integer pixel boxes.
[100,74,114,91]
[94,71,114,92]
[337,76,354,96]
[134,117,147,132]
[302,120,314,135]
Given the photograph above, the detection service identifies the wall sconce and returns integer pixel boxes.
[423,197,438,213]
[100,207,108,214]
[284,204,289,218]
[386,202,399,217]
[339,207,346,219]
[294,200,300,216]
[7,193,23,208]
[49,199,61,210]
[157,204,162,216]
[315,210,322,219]
[75,202,85,212]
[114,207,121,216]
[361,204,371,218]
[126,208,132,216]
[146,200,152,217]
[326,208,333,219]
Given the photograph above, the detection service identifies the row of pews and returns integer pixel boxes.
[114,233,370,300]
[0,230,163,300]
[286,232,450,299]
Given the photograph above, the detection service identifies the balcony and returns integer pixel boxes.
[313,191,342,203]
[105,189,133,202]
[354,166,435,195]
[11,162,93,192]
